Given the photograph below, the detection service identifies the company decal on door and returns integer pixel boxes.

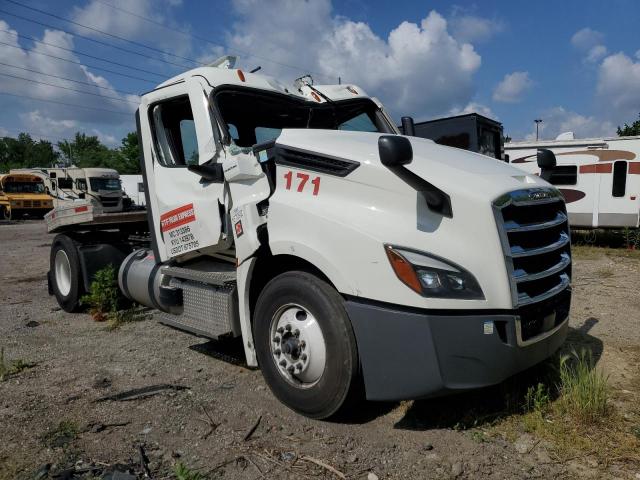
[160,203,200,255]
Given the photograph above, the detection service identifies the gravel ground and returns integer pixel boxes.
[0,221,639,480]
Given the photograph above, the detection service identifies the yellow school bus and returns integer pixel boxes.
[0,173,53,219]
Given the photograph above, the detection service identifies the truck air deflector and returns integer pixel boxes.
[274,146,360,177]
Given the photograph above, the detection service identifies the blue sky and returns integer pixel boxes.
[0,0,639,148]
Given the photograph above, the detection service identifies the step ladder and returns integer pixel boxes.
[157,264,239,339]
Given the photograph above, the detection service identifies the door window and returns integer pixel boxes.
[150,96,200,167]
[612,161,627,197]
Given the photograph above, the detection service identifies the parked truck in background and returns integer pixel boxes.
[0,172,53,219]
[120,174,146,207]
[505,134,640,228]
[13,167,124,213]
[45,57,572,419]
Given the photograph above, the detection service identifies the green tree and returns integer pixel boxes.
[0,133,59,172]
[57,132,116,169]
[114,132,141,174]
[617,114,640,137]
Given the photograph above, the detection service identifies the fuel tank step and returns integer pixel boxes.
[158,278,239,339]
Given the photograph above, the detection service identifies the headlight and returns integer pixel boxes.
[385,245,484,300]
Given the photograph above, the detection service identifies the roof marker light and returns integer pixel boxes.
[347,86,358,95]
[237,69,246,82]
[311,91,321,102]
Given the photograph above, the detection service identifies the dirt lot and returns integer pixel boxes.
[1,221,639,480]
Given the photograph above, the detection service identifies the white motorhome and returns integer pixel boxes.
[505,135,640,228]
[120,174,145,206]
[45,58,572,419]
[13,167,124,213]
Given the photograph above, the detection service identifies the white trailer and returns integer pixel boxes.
[46,57,572,419]
[505,135,640,228]
[120,174,145,207]
[12,167,124,213]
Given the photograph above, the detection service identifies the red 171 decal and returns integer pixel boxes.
[283,170,320,195]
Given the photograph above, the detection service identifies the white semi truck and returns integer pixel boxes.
[46,58,572,419]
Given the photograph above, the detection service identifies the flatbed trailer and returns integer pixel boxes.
[45,200,148,234]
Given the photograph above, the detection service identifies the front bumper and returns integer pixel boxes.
[346,291,570,401]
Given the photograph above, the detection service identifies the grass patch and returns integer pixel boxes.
[556,349,610,423]
[0,348,35,381]
[81,265,149,330]
[42,420,79,448]
[490,348,640,465]
[174,462,205,480]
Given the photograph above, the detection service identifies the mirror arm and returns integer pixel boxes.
[188,163,224,183]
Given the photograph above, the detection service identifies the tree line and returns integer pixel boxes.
[0,132,140,174]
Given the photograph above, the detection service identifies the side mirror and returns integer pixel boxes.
[379,135,413,167]
[537,149,556,182]
[188,163,224,182]
[401,116,415,136]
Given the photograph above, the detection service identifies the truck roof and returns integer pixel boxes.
[149,65,369,104]
[506,135,640,150]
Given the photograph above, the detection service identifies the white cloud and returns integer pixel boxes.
[571,27,607,63]
[0,127,9,137]
[492,71,532,103]
[524,106,615,141]
[227,1,482,120]
[596,52,640,121]
[449,10,505,44]
[449,101,496,119]
[20,111,78,134]
[70,0,191,59]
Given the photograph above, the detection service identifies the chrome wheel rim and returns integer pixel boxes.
[270,304,326,388]
[54,249,72,297]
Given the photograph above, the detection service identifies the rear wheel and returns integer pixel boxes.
[254,271,360,419]
[50,234,84,312]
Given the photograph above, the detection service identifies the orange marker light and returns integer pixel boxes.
[311,91,321,102]
[237,69,246,82]
[385,247,422,294]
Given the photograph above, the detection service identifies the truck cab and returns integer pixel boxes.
[48,58,572,419]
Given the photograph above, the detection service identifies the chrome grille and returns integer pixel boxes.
[493,188,571,309]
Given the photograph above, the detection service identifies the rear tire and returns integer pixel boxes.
[50,234,84,312]
[253,271,360,419]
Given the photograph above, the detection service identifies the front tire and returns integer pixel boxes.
[50,234,84,312]
[253,271,360,419]
[1,205,11,220]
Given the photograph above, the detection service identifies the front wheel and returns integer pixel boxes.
[0,205,10,220]
[253,271,360,419]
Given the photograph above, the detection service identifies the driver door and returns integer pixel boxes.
[141,77,226,261]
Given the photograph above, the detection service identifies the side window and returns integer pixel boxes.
[76,178,87,191]
[255,126,282,144]
[137,182,145,192]
[150,96,200,167]
[612,161,627,197]
[548,165,577,185]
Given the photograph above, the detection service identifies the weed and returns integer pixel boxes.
[81,264,119,321]
[174,462,205,480]
[42,420,78,448]
[81,265,148,329]
[524,382,550,414]
[0,348,35,381]
[631,425,640,440]
[556,349,610,423]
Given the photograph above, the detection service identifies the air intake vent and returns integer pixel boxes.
[494,188,572,312]
[276,147,360,177]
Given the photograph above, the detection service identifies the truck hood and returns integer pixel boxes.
[275,129,549,201]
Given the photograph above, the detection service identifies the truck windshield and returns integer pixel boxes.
[215,89,393,147]
[3,182,45,193]
[89,178,121,191]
